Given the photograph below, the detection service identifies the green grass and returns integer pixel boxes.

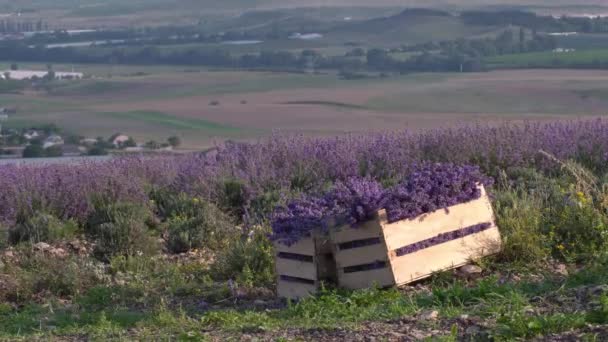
[96,111,241,132]
[3,260,608,340]
[49,80,132,96]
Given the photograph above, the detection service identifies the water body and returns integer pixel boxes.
[0,155,111,166]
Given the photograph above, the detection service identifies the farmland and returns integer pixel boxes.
[3,66,608,147]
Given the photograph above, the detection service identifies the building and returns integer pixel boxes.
[0,70,83,81]
[43,135,64,149]
[111,134,131,148]
[23,129,41,140]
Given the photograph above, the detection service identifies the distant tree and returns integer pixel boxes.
[65,134,84,145]
[40,123,61,135]
[145,140,160,149]
[167,136,181,148]
[122,137,137,148]
[43,70,55,81]
[22,144,45,158]
[10,63,18,71]
[87,146,108,156]
[45,145,63,157]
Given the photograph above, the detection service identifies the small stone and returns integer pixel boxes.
[554,263,568,276]
[459,314,470,320]
[420,310,439,320]
[3,250,14,258]
[458,264,483,277]
[33,242,51,251]
[49,248,67,257]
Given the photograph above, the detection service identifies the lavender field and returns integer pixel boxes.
[3,119,608,340]
[2,119,608,226]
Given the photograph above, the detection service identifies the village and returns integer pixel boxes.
[0,116,181,159]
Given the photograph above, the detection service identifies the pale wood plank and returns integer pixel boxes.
[277,280,317,300]
[330,219,383,244]
[275,258,317,280]
[337,267,395,290]
[381,186,495,252]
[390,226,502,285]
[334,243,389,268]
[274,236,315,255]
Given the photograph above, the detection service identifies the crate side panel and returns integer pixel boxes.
[338,267,395,290]
[390,226,502,285]
[334,243,389,268]
[275,236,315,255]
[277,280,317,300]
[330,219,383,244]
[382,191,495,252]
[276,258,317,280]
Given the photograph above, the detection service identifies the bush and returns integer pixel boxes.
[85,199,158,262]
[45,145,63,157]
[219,178,248,220]
[1,249,104,304]
[162,193,235,254]
[22,144,45,158]
[211,226,275,288]
[8,211,78,245]
[493,188,550,263]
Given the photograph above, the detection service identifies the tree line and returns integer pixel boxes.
[461,10,608,33]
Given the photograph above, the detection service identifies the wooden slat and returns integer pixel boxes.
[274,236,315,255]
[381,186,495,252]
[330,219,383,244]
[337,267,395,290]
[334,243,388,268]
[276,257,317,280]
[277,280,317,300]
[390,226,502,285]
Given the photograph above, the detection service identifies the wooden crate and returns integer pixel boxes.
[275,232,335,300]
[330,186,501,290]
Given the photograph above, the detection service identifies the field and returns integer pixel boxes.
[487,49,608,68]
[1,0,607,29]
[4,120,608,340]
[4,66,608,147]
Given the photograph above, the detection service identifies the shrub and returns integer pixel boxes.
[493,188,550,263]
[8,211,78,245]
[1,249,104,304]
[165,195,236,254]
[22,144,45,158]
[211,226,275,288]
[85,199,158,262]
[219,178,248,220]
[45,145,63,157]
